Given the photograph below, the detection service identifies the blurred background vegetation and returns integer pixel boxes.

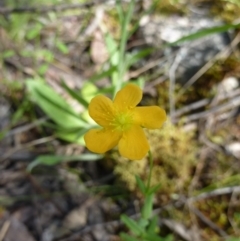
[0,0,240,241]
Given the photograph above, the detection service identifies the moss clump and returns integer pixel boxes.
[153,0,186,15]
[114,122,197,200]
[211,1,240,23]
[114,158,147,191]
[147,122,196,195]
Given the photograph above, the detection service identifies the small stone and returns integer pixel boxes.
[219,76,239,94]
[226,142,240,158]
[63,207,87,230]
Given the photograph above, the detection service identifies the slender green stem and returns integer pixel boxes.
[114,0,135,96]
[146,150,153,192]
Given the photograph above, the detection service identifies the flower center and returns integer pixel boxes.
[112,111,133,131]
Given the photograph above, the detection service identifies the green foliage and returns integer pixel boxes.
[27,153,103,172]
[120,165,174,241]
[55,40,69,54]
[26,79,88,129]
[121,170,173,241]
[135,175,147,194]
[121,215,143,236]
[141,193,154,219]
[167,22,240,46]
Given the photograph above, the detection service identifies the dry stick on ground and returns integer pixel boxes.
[57,216,193,241]
[128,59,164,79]
[1,136,55,161]
[4,58,36,76]
[187,186,240,238]
[57,194,197,241]
[189,186,240,203]
[227,189,240,235]
[0,221,11,241]
[187,148,209,241]
[0,0,104,14]
[168,46,189,122]
[4,117,48,138]
[57,185,240,240]
[144,75,168,93]
[199,132,223,152]
[190,206,228,237]
[186,186,228,237]
[176,32,240,100]
[183,94,240,123]
[160,219,193,241]
[173,88,240,119]
[170,30,240,123]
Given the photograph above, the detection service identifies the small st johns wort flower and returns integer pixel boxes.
[84,84,166,160]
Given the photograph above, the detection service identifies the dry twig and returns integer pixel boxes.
[173,88,240,119]
[189,186,240,202]
[190,206,228,237]
[0,221,11,241]
[4,117,48,138]
[182,95,240,123]
[1,136,55,161]
[177,32,240,99]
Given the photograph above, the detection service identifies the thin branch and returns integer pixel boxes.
[1,136,55,161]
[181,95,240,123]
[189,186,240,202]
[190,206,228,237]
[4,117,48,138]
[173,88,240,118]
[176,32,240,99]
[227,189,240,235]
[168,45,188,122]
[0,221,11,241]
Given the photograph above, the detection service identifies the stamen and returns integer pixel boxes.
[111,110,133,131]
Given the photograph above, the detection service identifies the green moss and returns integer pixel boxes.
[211,1,240,23]
[114,122,197,200]
[153,0,187,15]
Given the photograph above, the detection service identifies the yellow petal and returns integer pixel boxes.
[118,125,149,160]
[89,95,115,127]
[84,128,121,154]
[133,106,167,129]
[114,84,142,110]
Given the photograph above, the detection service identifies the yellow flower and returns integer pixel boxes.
[84,84,167,160]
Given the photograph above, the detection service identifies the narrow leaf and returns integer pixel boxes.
[167,23,240,46]
[142,233,165,241]
[121,214,143,236]
[138,218,149,229]
[120,232,140,241]
[89,65,117,83]
[27,153,103,172]
[26,79,87,129]
[126,48,153,67]
[135,175,146,194]
[61,80,89,107]
[148,183,161,195]
[141,193,154,220]
[147,215,158,234]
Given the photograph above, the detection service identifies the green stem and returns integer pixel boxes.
[114,0,135,96]
[146,150,153,192]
